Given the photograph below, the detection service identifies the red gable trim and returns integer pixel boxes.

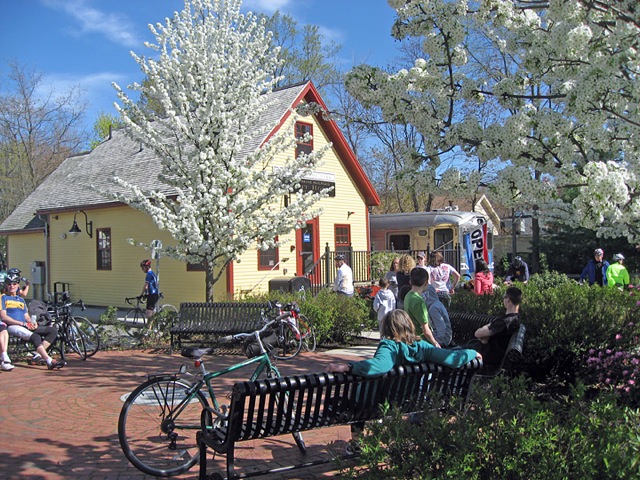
[264,82,380,207]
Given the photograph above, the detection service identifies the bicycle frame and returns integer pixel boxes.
[147,318,286,428]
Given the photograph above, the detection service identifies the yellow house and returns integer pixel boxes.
[0,82,380,308]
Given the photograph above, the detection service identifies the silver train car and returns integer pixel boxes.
[369,210,494,276]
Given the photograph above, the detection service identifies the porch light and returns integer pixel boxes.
[69,210,93,238]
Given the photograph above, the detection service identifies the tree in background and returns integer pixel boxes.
[0,61,87,262]
[111,0,328,301]
[346,1,640,249]
[0,61,87,222]
[263,11,342,92]
[90,112,125,150]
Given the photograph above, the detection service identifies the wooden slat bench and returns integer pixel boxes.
[197,357,483,479]
[170,302,277,352]
[449,311,526,378]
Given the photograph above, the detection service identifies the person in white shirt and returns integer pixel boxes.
[373,277,396,333]
[333,254,354,296]
[426,250,460,308]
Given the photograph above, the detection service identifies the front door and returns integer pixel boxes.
[296,218,320,284]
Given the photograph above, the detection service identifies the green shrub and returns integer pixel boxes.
[300,289,371,344]
[450,272,640,385]
[344,377,640,479]
[370,252,399,282]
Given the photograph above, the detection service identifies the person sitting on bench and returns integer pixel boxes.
[327,309,480,453]
[466,286,522,370]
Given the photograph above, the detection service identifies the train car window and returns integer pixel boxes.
[388,234,410,251]
[434,228,454,249]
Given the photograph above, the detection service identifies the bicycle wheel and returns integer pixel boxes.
[258,364,306,454]
[272,321,302,360]
[124,309,146,337]
[298,314,316,353]
[73,316,100,357]
[118,377,208,477]
[66,318,87,359]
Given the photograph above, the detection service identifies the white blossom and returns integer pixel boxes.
[109,0,328,300]
[347,0,640,240]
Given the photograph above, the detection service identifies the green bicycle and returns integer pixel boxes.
[117,312,306,477]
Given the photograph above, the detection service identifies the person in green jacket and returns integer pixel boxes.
[606,253,630,289]
[327,309,480,453]
[403,267,440,347]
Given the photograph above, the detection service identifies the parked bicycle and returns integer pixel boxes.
[29,293,100,361]
[260,301,302,359]
[118,313,305,477]
[268,300,316,354]
[123,293,178,337]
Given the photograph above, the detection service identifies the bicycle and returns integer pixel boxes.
[269,300,316,353]
[123,293,178,337]
[36,292,99,362]
[260,301,303,359]
[118,313,305,477]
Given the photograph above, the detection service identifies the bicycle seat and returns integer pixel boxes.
[181,347,214,359]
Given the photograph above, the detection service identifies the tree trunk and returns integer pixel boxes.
[532,213,540,275]
[205,261,216,302]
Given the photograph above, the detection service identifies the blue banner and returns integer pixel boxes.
[464,233,474,273]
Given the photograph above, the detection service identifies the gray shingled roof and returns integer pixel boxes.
[0,83,306,233]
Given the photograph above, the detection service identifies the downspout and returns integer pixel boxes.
[37,214,50,301]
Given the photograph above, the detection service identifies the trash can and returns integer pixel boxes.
[268,276,311,295]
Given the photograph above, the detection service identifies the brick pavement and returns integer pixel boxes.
[0,347,371,480]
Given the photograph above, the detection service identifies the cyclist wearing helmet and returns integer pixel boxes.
[1,273,63,369]
[580,248,609,286]
[606,253,630,290]
[503,256,529,285]
[7,267,29,298]
[140,259,159,318]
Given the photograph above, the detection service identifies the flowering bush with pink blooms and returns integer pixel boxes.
[586,321,640,406]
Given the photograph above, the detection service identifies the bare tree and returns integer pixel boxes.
[0,61,88,222]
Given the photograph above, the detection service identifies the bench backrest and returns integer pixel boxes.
[450,311,526,376]
[449,311,498,345]
[174,302,275,333]
[207,358,482,453]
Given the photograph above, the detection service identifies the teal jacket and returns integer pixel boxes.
[351,338,478,378]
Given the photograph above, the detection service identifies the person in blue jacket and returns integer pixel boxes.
[580,248,609,286]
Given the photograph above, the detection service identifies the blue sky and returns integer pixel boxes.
[1,0,402,135]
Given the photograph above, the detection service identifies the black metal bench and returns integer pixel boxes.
[449,311,526,378]
[170,302,276,352]
[197,357,483,479]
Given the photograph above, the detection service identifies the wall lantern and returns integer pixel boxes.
[69,210,93,238]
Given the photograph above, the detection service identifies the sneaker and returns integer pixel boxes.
[28,354,46,366]
[47,359,65,370]
[345,440,362,456]
[1,361,15,371]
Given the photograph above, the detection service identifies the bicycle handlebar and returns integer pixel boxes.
[125,296,146,305]
[218,312,292,343]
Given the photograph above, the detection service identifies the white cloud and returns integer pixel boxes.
[43,0,141,48]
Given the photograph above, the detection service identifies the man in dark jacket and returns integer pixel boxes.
[580,248,609,286]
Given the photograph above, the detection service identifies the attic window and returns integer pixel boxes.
[295,122,313,159]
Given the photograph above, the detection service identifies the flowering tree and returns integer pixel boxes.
[346,0,640,242]
[111,0,327,300]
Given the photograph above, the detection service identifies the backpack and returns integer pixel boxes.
[243,328,279,358]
